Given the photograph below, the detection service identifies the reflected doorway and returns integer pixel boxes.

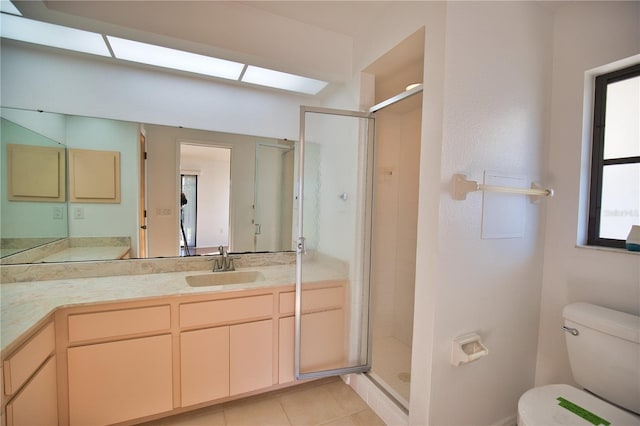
[179,143,231,256]
[180,174,197,255]
[254,143,295,252]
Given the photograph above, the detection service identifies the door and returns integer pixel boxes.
[138,133,147,258]
[254,143,295,251]
[295,106,375,380]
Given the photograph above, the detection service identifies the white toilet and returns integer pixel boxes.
[518,302,640,425]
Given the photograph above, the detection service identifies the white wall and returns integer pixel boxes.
[535,1,640,388]
[350,2,553,424]
[430,3,552,424]
[0,43,311,141]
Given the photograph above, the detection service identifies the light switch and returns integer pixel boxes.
[73,207,85,219]
[53,207,64,219]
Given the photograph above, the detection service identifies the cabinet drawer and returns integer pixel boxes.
[68,305,170,343]
[180,295,273,328]
[3,322,55,395]
[279,286,344,315]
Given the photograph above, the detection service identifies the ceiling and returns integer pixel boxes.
[240,1,389,37]
[11,1,395,85]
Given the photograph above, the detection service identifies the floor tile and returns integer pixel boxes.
[279,385,348,425]
[318,416,358,426]
[351,409,386,426]
[141,406,225,426]
[320,380,368,415]
[224,396,291,426]
[139,377,385,426]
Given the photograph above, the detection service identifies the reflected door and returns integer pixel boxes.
[254,144,295,252]
[295,106,375,380]
[138,133,147,258]
[180,175,197,251]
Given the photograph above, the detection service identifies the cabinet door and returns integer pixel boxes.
[67,334,173,425]
[6,356,58,426]
[278,309,345,384]
[180,326,230,407]
[230,320,273,395]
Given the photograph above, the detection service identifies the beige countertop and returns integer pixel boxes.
[0,261,347,352]
[37,246,131,262]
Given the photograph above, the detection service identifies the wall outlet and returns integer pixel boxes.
[73,207,85,219]
[53,207,64,219]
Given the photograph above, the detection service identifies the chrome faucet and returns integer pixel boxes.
[213,245,238,272]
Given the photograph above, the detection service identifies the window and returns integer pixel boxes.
[588,63,640,248]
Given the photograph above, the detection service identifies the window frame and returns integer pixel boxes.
[587,63,640,248]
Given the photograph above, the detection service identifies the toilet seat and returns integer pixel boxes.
[518,384,640,426]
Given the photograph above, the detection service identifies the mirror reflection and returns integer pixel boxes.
[0,107,297,264]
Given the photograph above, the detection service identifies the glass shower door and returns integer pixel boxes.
[295,106,375,380]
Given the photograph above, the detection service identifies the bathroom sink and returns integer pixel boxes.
[185,271,265,287]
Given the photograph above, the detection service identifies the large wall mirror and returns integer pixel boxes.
[0,107,297,265]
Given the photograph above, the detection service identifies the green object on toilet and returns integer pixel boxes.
[626,225,640,252]
[557,397,610,426]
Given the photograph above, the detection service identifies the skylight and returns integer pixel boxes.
[242,66,328,95]
[0,13,111,57]
[107,36,245,81]
[0,13,329,95]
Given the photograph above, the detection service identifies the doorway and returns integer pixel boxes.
[254,143,295,252]
[179,143,231,255]
[363,27,425,412]
[180,174,197,255]
[369,92,422,409]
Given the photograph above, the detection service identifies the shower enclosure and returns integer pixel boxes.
[369,92,422,409]
[293,87,422,411]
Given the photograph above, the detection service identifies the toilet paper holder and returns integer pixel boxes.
[451,332,489,366]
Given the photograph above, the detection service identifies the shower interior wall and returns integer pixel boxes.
[373,104,421,345]
[369,49,424,405]
[369,29,424,342]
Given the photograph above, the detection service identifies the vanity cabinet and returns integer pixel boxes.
[6,356,58,426]
[179,295,274,407]
[3,321,57,426]
[67,335,173,425]
[229,319,273,395]
[180,326,230,406]
[1,279,347,425]
[65,305,173,426]
[278,284,346,383]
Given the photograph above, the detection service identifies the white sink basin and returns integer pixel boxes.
[185,271,265,287]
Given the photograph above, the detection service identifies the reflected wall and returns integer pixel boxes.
[1,114,68,256]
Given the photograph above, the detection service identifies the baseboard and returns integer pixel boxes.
[492,414,518,426]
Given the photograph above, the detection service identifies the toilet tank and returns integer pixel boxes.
[563,302,640,415]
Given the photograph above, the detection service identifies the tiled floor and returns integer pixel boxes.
[141,377,385,426]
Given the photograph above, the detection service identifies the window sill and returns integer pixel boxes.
[575,244,640,256]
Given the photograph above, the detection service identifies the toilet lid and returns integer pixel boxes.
[519,384,640,426]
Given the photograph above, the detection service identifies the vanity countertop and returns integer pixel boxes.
[37,246,131,262]
[0,261,347,352]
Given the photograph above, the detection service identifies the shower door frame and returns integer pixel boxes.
[294,83,424,385]
[295,105,376,380]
